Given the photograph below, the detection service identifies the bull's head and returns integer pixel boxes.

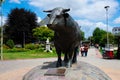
[43,7,70,30]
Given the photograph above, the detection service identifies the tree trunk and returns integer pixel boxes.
[22,32,25,48]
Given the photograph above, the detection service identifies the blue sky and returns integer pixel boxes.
[1,0,120,38]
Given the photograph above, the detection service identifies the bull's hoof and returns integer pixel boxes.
[65,62,72,68]
[72,60,77,64]
[72,57,77,64]
[56,62,62,67]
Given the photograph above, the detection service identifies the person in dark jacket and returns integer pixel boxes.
[84,45,88,57]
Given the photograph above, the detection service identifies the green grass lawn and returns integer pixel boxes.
[3,48,57,60]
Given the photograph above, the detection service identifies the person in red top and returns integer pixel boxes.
[80,45,84,57]
[84,45,88,57]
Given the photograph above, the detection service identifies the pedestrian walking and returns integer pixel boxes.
[80,45,84,57]
[84,45,88,57]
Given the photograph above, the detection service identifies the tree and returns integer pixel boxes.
[92,27,115,47]
[80,30,85,41]
[99,30,115,47]
[93,27,102,44]
[88,36,94,45]
[6,39,14,49]
[33,26,54,42]
[99,29,107,47]
[5,8,38,48]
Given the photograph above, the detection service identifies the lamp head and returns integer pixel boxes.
[104,6,110,10]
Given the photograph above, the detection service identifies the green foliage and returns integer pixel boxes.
[92,27,115,47]
[3,44,10,49]
[113,50,117,58]
[113,37,118,44]
[88,36,94,44]
[93,27,102,44]
[25,43,40,50]
[6,39,15,49]
[4,48,29,53]
[33,26,54,41]
[80,30,85,40]
[5,8,38,47]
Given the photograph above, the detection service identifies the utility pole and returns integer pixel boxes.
[104,6,110,48]
[0,0,4,60]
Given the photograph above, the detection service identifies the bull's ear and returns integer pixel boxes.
[63,8,70,13]
[63,13,69,18]
[43,10,52,13]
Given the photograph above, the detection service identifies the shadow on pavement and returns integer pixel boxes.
[41,61,57,69]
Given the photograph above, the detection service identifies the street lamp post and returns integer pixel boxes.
[104,6,110,48]
[0,0,4,60]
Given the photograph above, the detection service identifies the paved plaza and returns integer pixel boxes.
[0,47,120,80]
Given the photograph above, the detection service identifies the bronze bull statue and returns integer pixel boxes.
[40,7,81,68]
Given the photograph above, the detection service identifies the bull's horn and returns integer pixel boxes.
[43,10,52,13]
[63,8,70,13]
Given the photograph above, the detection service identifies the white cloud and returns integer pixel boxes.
[114,17,120,24]
[95,22,113,33]
[95,22,106,30]
[0,16,7,26]
[76,19,112,38]
[29,0,119,21]
[9,0,21,4]
[37,16,41,23]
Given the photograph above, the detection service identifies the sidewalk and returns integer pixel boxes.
[0,47,120,80]
[78,47,120,80]
[0,58,56,80]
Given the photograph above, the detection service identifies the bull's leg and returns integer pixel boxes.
[56,49,62,67]
[66,52,73,68]
[72,52,77,64]
[72,47,78,64]
[64,53,68,63]
[67,59,72,68]
[64,53,68,67]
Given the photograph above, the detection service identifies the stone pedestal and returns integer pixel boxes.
[44,68,66,76]
[23,61,111,80]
